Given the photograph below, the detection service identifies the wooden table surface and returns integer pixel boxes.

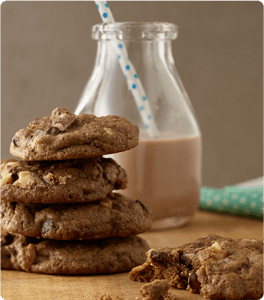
[1,211,262,300]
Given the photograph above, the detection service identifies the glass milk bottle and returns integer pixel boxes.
[75,22,202,229]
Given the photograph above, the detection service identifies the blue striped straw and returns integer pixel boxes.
[94,1,160,138]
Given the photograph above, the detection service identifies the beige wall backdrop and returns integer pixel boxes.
[1,1,263,187]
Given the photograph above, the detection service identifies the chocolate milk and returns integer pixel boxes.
[112,134,202,227]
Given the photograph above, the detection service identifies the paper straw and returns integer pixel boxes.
[94,1,160,138]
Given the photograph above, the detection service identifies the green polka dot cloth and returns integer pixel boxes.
[200,180,263,220]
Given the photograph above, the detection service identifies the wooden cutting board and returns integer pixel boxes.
[1,211,262,300]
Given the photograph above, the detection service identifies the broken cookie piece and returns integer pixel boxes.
[129,234,263,299]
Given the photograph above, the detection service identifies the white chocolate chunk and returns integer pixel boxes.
[0,163,18,186]
[104,128,113,135]
[99,199,112,209]
[43,173,57,185]
[13,171,43,189]
[31,133,45,153]
[1,161,8,169]
[241,238,258,243]
[36,144,45,153]
[58,175,72,185]
[0,173,14,186]
[211,241,222,252]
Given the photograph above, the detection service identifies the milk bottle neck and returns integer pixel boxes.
[95,39,176,75]
[92,22,178,80]
[76,22,201,139]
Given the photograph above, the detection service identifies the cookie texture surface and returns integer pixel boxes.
[10,107,139,161]
[1,193,152,240]
[1,230,149,274]
[0,157,127,203]
[129,234,263,299]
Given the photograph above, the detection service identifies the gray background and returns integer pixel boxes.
[1,1,263,187]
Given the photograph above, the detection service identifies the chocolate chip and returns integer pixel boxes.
[11,171,19,181]
[1,233,15,247]
[150,250,160,259]
[12,137,20,147]
[60,115,77,130]
[42,219,53,233]
[188,270,200,291]
[47,127,60,136]
[52,115,77,132]
[150,250,167,260]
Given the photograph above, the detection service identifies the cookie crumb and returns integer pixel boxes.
[140,279,170,300]
[164,292,178,300]
[104,128,113,135]
[100,295,112,300]
[99,295,124,300]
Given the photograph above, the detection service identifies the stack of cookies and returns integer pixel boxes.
[1,107,152,275]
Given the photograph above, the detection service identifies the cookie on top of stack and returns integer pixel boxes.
[1,107,152,275]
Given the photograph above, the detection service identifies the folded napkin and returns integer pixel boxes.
[200,178,263,220]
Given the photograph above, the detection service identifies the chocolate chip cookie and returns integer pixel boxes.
[1,193,152,240]
[0,157,127,203]
[10,107,139,161]
[1,230,149,274]
[129,234,263,299]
